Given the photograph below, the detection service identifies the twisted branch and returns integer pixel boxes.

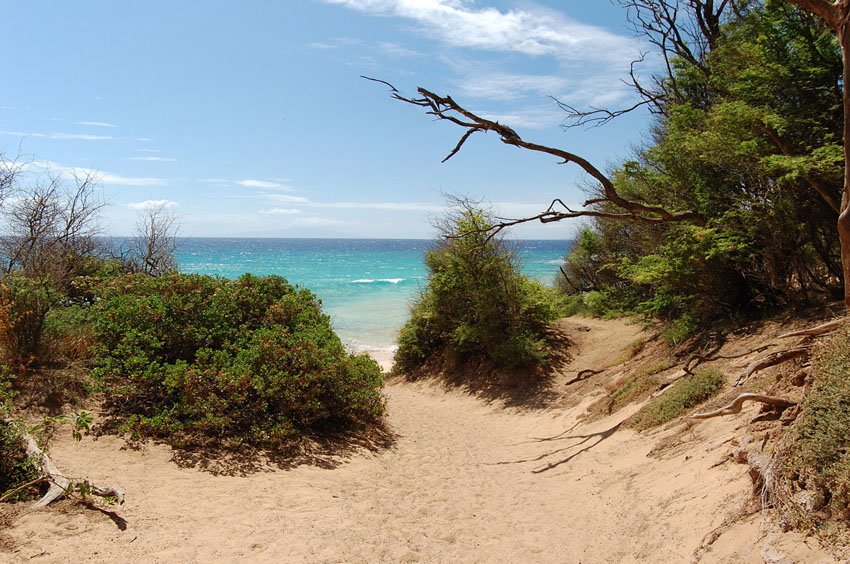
[364,77,705,235]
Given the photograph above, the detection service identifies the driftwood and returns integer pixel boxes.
[19,428,125,508]
[682,344,776,376]
[776,318,846,340]
[565,369,603,386]
[690,393,797,420]
[734,347,810,386]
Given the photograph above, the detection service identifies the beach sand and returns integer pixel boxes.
[1,318,836,562]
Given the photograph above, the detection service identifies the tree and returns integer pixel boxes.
[130,201,179,276]
[369,0,850,311]
[783,0,850,309]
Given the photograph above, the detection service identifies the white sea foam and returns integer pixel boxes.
[351,278,405,284]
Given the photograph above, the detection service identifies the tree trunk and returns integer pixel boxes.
[839,9,850,309]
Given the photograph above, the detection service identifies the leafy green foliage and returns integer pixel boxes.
[777,323,850,527]
[628,369,724,430]
[557,3,842,328]
[0,274,61,367]
[93,273,384,448]
[395,203,558,373]
[0,419,38,501]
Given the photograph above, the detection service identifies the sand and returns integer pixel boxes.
[0,318,839,563]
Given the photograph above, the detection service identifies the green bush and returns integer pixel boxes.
[628,368,724,430]
[776,323,850,527]
[93,273,384,448]
[0,419,37,501]
[394,203,558,373]
[0,274,61,367]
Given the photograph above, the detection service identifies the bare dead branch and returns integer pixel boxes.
[565,369,604,386]
[776,318,846,339]
[734,347,811,386]
[17,427,125,508]
[365,78,705,232]
[690,393,797,419]
[682,344,776,375]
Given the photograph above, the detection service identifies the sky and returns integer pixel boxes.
[1,1,655,239]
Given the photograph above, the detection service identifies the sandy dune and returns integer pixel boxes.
[1,318,837,562]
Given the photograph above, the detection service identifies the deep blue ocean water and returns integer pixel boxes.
[174,238,571,357]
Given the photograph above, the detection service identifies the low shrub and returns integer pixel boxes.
[628,368,724,430]
[0,274,60,367]
[394,203,558,373]
[775,322,850,532]
[93,273,384,448]
[0,419,37,501]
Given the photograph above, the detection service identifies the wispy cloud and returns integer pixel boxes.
[377,41,420,57]
[126,199,178,210]
[0,130,114,141]
[456,73,568,102]
[259,207,302,215]
[76,121,117,128]
[309,201,445,212]
[268,194,310,204]
[129,156,177,162]
[236,179,293,190]
[12,159,168,187]
[324,0,638,63]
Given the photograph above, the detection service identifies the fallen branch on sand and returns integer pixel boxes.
[690,393,797,420]
[565,369,603,386]
[734,347,810,386]
[682,344,776,376]
[17,428,125,508]
[777,317,846,340]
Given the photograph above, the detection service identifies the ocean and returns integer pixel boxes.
[174,238,571,359]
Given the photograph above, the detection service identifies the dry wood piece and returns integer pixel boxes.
[690,393,797,420]
[776,318,846,340]
[734,347,810,386]
[682,344,776,376]
[565,369,603,386]
[21,430,125,509]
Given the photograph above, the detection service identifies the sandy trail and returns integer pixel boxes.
[1,318,831,562]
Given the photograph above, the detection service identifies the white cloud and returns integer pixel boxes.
[309,41,337,49]
[236,179,293,190]
[268,194,310,204]
[309,201,445,212]
[49,132,114,141]
[324,0,638,63]
[76,121,116,128]
[378,41,420,57]
[7,159,167,187]
[457,73,569,101]
[126,199,177,210]
[259,207,302,215]
[129,156,177,162]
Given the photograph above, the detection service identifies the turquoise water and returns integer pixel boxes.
[174,238,571,356]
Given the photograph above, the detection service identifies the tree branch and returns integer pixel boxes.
[365,78,705,231]
[690,393,797,419]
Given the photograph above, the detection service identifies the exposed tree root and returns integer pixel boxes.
[564,369,603,386]
[734,347,810,386]
[682,344,776,376]
[776,317,846,340]
[20,430,124,509]
[690,394,797,420]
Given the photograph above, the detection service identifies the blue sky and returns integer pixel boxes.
[1,1,653,239]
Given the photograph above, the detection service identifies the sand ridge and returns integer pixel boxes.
[0,318,837,562]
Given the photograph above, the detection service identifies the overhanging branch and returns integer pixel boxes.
[364,77,705,231]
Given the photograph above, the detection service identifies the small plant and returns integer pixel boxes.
[628,368,724,430]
